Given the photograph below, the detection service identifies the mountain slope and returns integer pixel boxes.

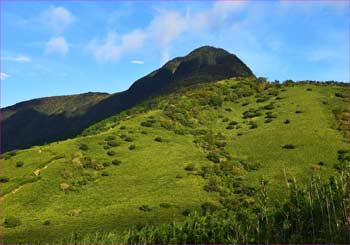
[1,77,349,243]
[2,46,254,153]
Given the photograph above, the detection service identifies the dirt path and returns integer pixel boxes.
[0,156,62,201]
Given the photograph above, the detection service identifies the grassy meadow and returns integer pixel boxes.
[1,78,349,243]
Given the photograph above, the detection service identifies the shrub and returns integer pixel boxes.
[204,177,220,192]
[112,160,121,166]
[107,150,116,156]
[159,203,172,208]
[139,205,152,212]
[275,96,282,100]
[284,119,290,124]
[103,145,110,150]
[0,176,9,183]
[154,137,163,142]
[182,208,191,216]
[79,143,89,151]
[241,102,249,106]
[124,136,133,142]
[120,126,126,130]
[105,135,116,141]
[263,103,275,110]
[306,88,312,91]
[176,174,183,179]
[16,161,24,168]
[209,95,223,107]
[184,164,195,171]
[129,145,136,150]
[107,141,119,147]
[3,216,21,228]
[242,109,262,119]
[103,162,111,167]
[335,92,346,98]
[225,108,232,112]
[264,118,273,123]
[101,172,109,177]
[215,142,227,148]
[207,152,221,163]
[229,121,238,126]
[265,112,277,118]
[140,121,153,127]
[141,131,148,135]
[283,144,295,149]
[43,220,51,226]
[249,123,258,129]
[295,110,303,114]
[318,161,325,166]
[226,125,235,130]
[222,118,229,122]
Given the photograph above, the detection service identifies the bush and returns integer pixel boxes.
[141,131,148,135]
[318,161,325,166]
[154,137,163,142]
[264,118,273,123]
[306,88,312,91]
[284,119,290,124]
[3,216,21,228]
[242,109,262,119]
[184,164,195,171]
[182,208,191,216]
[103,162,111,167]
[0,176,9,183]
[120,126,126,130]
[101,172,109,177]
[159,203,172,208]
[226,125,235,130]
[207,152,221,163]
[107,141,119,147]
[335,92,346,98]
[222,118,229,123]
[79,143,89,151]
[107,150,116,156]
[43,220,51,226]
[249,123,258,129]
[129,145,136,150]
[141,121,152,127]
[209,96,223,107]
[204,177,220,192]
[263,103,275,110]
[16,161,24,168]
[229,121,238,126]
[265,112,277,118]
[112,160,121,166]
[124,136,133,142]
[225,108,232,112]
[283,144,295,149]
[105,135,116,141]
[295,110,303,114]
[139,205,152,212]
[103,145,110,150]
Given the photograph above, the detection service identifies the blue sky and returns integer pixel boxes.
[1,1,349,107]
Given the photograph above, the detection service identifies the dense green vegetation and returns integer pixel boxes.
[1,77,349,244]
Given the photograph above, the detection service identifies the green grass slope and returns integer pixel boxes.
[1,78,349,243]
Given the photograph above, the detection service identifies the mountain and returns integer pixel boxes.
[2,46,254,153]
[1,77,349,243]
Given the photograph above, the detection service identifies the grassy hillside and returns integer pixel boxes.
[2,46,254,153]
[1,77,349,243]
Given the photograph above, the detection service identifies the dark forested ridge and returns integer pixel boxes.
[2,46,254,152]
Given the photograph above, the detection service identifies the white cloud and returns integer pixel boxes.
[0,72,10,80]
[131,60,144,64]
[45,36,69,56]
[88,2,247,63]
[1,55,31,63]
[42,6,74,33]
[88,30,146,62]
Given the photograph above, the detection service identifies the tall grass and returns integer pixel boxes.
[63,162,350,244]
